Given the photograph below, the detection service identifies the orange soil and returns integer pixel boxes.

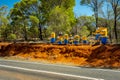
[0,43,120,68]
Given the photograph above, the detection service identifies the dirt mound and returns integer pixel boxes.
[0,43,120,68]
[88,45,120,68]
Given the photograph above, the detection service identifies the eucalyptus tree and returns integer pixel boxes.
[108,0,120,43]
[74,16,95,35]
[9,0,75,40]
[40,0,75,35]
[29,16,39,38]
[45,0,75,35]
[80,0,104,28]
[0,6,9,40]
[10,0,39,40]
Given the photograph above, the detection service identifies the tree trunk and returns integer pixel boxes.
[96,14,98,28]
[114,17,118,43]
[108,29,112,44]
[94,9,98,28]
[24,24,28,41]
[95,0,98,28]
[107,20,112,43]
[76,26,78,35]
[109,26,113,43]
[39,23,43,40]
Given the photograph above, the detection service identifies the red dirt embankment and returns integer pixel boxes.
[0,43,120,68]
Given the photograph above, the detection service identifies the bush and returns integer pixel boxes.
[7,34,17,40]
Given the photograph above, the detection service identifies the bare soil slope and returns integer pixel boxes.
[0,43,120,68]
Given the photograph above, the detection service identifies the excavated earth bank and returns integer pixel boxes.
[0,43,120,68]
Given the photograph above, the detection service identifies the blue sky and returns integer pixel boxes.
[0,0,20,8]
[74,0,93,17]
[0,0,93,17]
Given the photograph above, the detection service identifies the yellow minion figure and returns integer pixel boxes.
[69,34,73,44]
[100,28,107,37]
[73,35,80,45]
[100,27,108,44]
[82,36,87,44]
[93,27,108,45]
[50,32,56,43]
[57,32,63,44]
[64,34,69,44]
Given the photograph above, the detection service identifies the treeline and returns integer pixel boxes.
[80,0,120,43]
[0,0,120,43]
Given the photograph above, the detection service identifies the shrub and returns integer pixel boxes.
[7,33,17,40]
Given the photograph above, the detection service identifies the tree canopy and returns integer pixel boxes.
[0,0,120,43]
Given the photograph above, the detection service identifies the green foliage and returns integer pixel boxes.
[0,6,7,16]
[7,33,17,40]
[40,0,75,36]
[0,6,10,40]
[79,26,90,36]
[0,25,11,40]
[8,0,75,40]
[0,6,8,26]
[29,16,39,24]
[0,16,8,26]
[80,0,91,5]
[0,0,119,43]
[48,6,73,34]
[72,16,95,35]
[28,26,39,38]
